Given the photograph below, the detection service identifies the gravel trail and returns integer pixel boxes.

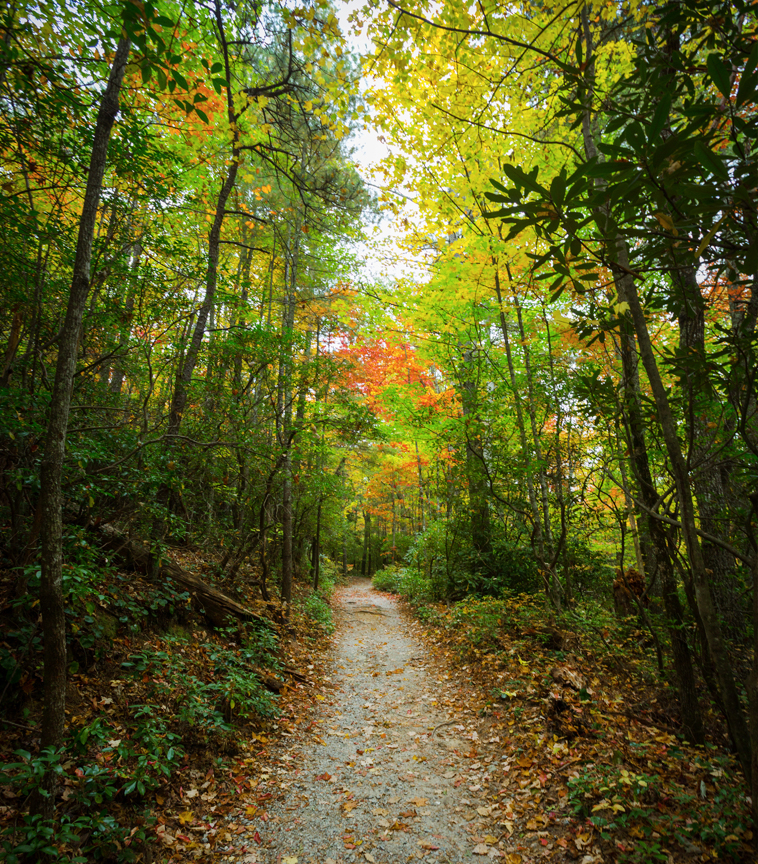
[233,579,509,864]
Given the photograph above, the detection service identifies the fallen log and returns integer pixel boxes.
[96,523,272,629]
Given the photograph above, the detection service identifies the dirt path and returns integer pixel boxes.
[229,579,515,863]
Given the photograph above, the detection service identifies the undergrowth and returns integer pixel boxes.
[400,587,754,862]
[0,545,339,862]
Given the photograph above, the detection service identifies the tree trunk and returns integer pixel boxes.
[366,510,373,575]
[167,158,239,438]
[615,299,704,743]
[34,36,131,819]
[278,230,298,612]
[622,267,749,775]
[579,4,705,749]
[675,264,743,633]
[493,265,543,557]
[460,347,491,559]
[513,295,553,553]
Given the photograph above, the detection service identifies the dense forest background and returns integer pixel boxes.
[1,0,758,859]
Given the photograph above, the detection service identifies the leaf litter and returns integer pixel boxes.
[161,579,754,864]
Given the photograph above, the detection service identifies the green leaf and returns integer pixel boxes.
[141,63,152,84]
[736,72,757,108]
[706,53,732,100]
[172,71,189,90]
[694,140,728,180]
[501,163,545,198]
[195,108,209,124]
[550,170,567,208]
[648,96,671,142]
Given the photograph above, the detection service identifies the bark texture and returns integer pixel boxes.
[35,36,131,819]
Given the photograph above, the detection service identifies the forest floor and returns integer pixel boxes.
[164,577,756,864]
[225,577,515,864]
[2,566,754,864]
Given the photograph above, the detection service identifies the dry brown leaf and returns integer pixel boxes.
[419,840,440,850]
[473,843,489,855]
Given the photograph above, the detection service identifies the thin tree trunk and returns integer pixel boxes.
[578,4,705,748]
[34,35,131,818]
[278,230,298,611]
[460,347,491,559]
[622,266,747,770]
[493,264,544,561]
[675,263,743,632]
[513,294,553,551]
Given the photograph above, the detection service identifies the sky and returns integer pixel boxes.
[334,0,422,285]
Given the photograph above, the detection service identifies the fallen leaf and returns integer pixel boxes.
[484,835,498,845]
[411,796,428,807]
[377,817,391,828]
[364,854,375,863]
[419,841,439,850]
[473,844,489,855]
[282,858,298,864]
[372,807,389,816]
[177,811,193,825]
[477,806,491,817]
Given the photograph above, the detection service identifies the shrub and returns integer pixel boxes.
[302,591,335,634]
[397,567,435,606]
[372,566,402,593]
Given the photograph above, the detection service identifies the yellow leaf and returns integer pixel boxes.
[178,811,193,824]
[654,211,674,231]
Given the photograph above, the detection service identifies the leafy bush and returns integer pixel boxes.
[567,755,750,862]
[302,591,335,634]
[372,566,402,593]
[396,567,436,605]
[122,628,280,727]
[0,746,155,862]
